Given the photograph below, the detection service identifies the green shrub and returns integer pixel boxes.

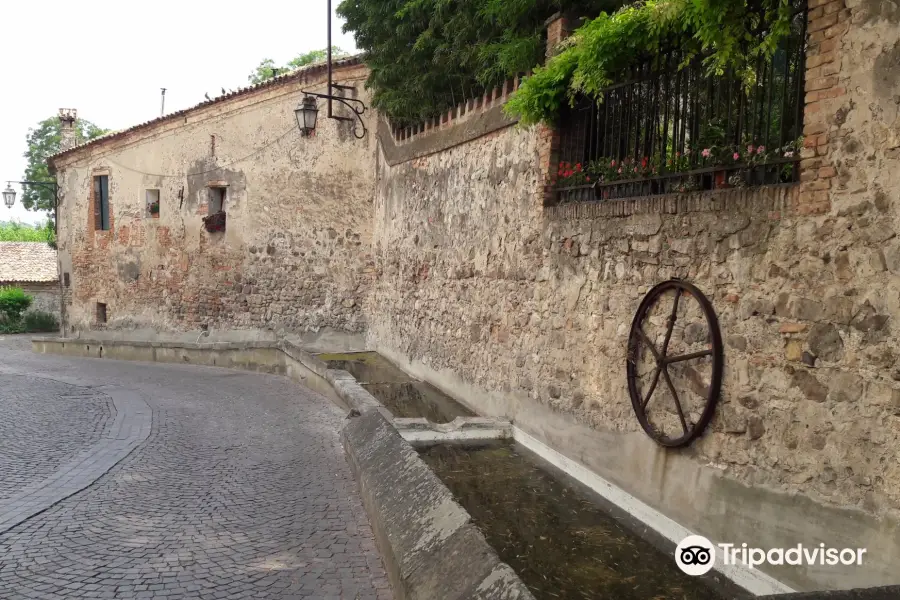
[23,310,59,333]
[0,287,33,323]
[0,320,25,334]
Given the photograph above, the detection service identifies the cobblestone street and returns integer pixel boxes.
[0,336,391,599]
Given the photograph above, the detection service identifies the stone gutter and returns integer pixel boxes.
[31,335,530,599]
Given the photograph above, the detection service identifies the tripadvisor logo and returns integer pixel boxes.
[675,535,867,576]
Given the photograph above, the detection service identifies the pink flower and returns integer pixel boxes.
[784,151,794,158]
[747,145,755,154]
[733,152,740,160]
[757,146,766,154]
[617,168,622,174]
[633,167,638,173]
[701,148,711,158]
[610,160,616,167]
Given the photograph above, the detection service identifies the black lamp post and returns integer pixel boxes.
[296,0,367,139]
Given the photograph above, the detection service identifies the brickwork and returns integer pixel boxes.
[797,0,851,215]
[389,77,523,145]
[539,14,570,206]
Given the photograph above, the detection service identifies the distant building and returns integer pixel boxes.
[0,242,60,315]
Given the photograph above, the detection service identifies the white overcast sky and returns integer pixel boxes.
[0,0,357,224]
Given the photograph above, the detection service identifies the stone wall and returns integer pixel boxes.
[368,3,900,588]
[51,62,376,338]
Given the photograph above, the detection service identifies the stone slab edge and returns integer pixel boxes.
[0,388,152,535]
[342,408,535,600]
[31,337,392,418]
[32,336,280,351]
[759,586,900,599]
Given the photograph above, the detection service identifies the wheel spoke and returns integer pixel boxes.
[636,327,662,362]
[660,290,681,357]
[641,366,663,410]
[662,367,690,434]
[664,349,713,364]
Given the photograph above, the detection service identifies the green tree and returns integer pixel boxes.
[22,116,109,214]
[248,47,349,85]
[337,0,625,125]
[0,220,54,242]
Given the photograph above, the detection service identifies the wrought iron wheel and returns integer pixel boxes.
[627,279,723,447]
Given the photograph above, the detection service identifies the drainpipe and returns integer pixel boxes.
[56,108,78,337]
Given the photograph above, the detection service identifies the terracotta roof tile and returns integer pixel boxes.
[0,242,58,283]
[49,55,364,165]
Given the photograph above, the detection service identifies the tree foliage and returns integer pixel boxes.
[0,221,55,243]
[22,116,109,214]
[248,47,349,85]
[506,0,799,124]
[338,0,626,126]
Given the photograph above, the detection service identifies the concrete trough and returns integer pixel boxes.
[342,408,535,600]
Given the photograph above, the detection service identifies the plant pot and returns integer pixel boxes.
[714,170,730,189]
[202,211,227,233]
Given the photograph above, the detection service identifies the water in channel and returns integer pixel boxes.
[419,442,730,600]
[316,352,475,423]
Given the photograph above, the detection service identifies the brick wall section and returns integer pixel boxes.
[539,14,571,206]
[798,0,850,215]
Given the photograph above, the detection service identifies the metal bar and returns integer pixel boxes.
[793,6,807,145]
[661,52,671,178]
[328,0,333,119]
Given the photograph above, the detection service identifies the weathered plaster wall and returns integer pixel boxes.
[368,40,900,587]
[53,63,375,338]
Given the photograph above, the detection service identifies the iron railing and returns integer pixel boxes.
[554,2,808,204]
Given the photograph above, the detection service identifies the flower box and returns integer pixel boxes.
[202,211,226,233]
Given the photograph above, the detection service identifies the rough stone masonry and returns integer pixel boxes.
[45,1,900,591]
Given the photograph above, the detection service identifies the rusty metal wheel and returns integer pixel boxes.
[627,279,723,447]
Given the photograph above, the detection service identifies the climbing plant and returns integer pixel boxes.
[505,0,800,125]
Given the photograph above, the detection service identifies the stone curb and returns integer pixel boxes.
[0,387,152,535]
[342,408,535,600]
[759,587,900,599]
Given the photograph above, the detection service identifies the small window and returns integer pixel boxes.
[96,302,107,324]
[63,273,70,287]
[146,189,160,218]
[93,175,110,231]
[209,187,226,214]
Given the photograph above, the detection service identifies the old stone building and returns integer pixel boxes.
[50,57,375,344]
[49,0,900,592]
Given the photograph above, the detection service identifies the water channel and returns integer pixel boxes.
[320,352,735,599]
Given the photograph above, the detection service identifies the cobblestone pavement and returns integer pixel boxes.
[0,336,392,599]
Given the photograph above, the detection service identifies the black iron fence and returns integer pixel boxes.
[554,2,808,204]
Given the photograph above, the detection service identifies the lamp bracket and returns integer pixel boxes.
[300,90,368,139]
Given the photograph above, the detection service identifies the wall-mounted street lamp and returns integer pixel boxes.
[294,0,368,140]
[2,184,15,208]
[294,96,319,137]
[3,180,60,209]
